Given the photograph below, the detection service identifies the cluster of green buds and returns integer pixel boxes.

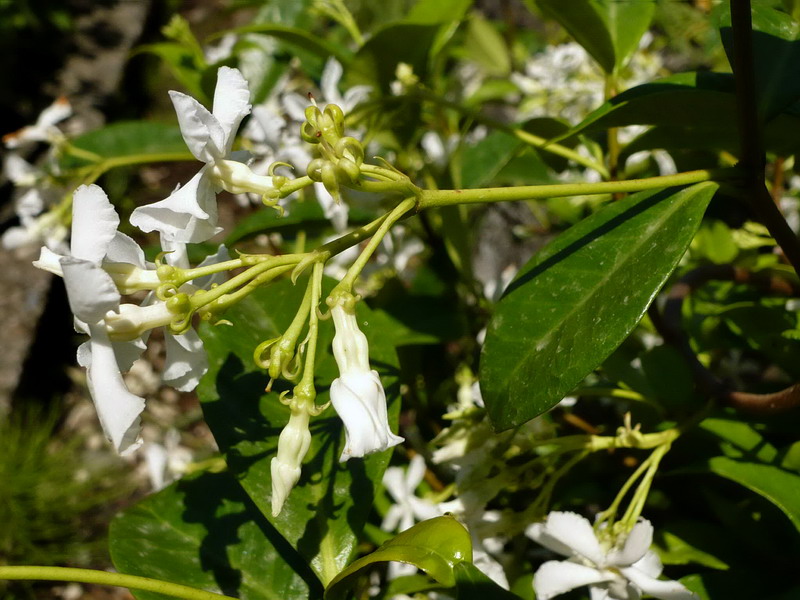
[302,102,365,202]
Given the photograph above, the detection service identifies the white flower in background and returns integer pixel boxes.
[144,429,193,491]
[329,297,403,461]
[130,66,252,243]
[382,454,441,533]
[3,96,72,148]
[527,512,697,600]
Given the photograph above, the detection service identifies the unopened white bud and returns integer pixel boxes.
[210,159,275,195]
[104,302,173,341]
[270,408,311,516]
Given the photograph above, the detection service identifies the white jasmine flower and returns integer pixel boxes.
[130,67,252,243]
[144,429,193,491]
[527,512,697,600]
[329,298,403,461]
[382,454,441,533]
[3,96,72,148]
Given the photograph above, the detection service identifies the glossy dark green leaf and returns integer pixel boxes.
[62,121,190,169]
[707,455,800,532]
[224,202,328,245]
[109,471,322,600]
[536,0,655,73]
[453,562,521,600]
[552,72,737,144]
[480,183,717,430]
[325,516,472,600]
[717,2,800,120]
[198,280,401,585]
[699,417,778,462]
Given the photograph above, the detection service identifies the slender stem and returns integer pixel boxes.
[299,263,324,391]
[208,264,295,313]
[279,175,314,197]
[605,73,620,182]
[418,168,738,209]
[334,197,416,292]
[620,442,672,529]
[0,566,236,600]
[730,0,800,274]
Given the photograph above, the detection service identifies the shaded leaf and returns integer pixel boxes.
[110,471,322,600]
[198,280,401,585]
[453,562,521,600]
[480,183,717,430]
[62,121,190,170]
[707,455,800,532]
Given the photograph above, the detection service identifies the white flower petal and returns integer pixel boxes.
[619,566,698,600]
[608,519,653,567]
[159,234,191,269]
[406,454,428,489]
[631,549,663,579]
[61,257,120,323]
[105,231,146,268]
[212,67,251,154]
[169,91,226,163]
[70,184,120,264]
[113,338,147,373]
[130,167,221,243]
[539,512,605,566]
[4,153,37,185]
[526,520,587,561]
[331,371,403,461]
[282,93,310,122]
[341,85,372,112]
[534,561,613,600]
[162,329,208,392]
[381,501,405,532]
[32,246,65,276]
[38,96,72,129]
[382,466,409,502]
[320,58,344,105]
[315,182,348,232]
[84,324,145,455]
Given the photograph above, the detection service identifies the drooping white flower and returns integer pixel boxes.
[130,66,252,243]
[382,454,441,533]
[329,298,403,461]
[33,184,224,452]
[527,512,697,600]
[3,96,72,148]
[270,408,312,516]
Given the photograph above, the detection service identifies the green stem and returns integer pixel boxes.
[0,566,236,600]
[418,168,738,209]
[279,175,314,197]
[299,263,324,392]
[620,442,672,529]
[191,255,302,312]
[333,197,416,293]
[207,264,295,313]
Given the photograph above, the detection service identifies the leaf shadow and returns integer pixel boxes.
[178,471,324,599]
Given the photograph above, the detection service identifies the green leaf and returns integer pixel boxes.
[717,2,800,120]
[110,471,323,600]
[699,417,778,462]
[406,0,472,24]
[463,14,511,77]
[62,121,190,169]
[325,516,472,600]
[459,130,521,189]
[348,23,441,92]
[224,202,328,245]
[198,280,401,585]
[212,24,351,64]
[552,72,737,143]
[654,521,730,570]
[536,0,655,73]
[453,562,521,600]
[707,455,800,532]
[480,183,717,430]
[135,42,208,101]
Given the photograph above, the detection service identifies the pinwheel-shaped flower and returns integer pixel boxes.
[329,296,403,461]
[34,184,225,453]
[382,454,441,532]
[130,66,252,243]
[527,512,697,600]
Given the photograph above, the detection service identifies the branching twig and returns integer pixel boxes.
[652,264,800,413]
